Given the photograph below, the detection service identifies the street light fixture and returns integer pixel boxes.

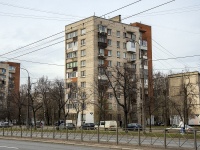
[20,67,30,129]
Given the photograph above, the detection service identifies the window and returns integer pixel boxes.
[107,29,112,35]
[67,61,77,68]
[81,39,86,46]
[117,51,120,58]
[81,82,86,88]
[123,32,126,38]
[117,41,120,48]
[67,71,77,78]
[98,25,107,33]
[81,60,86,67]
[108,50,112,56]
[98,68,104,75]
[81,71,86,77]
[66,30,78,39]
[116,31,120,37]
[67,41,78,50]
[67,51,77,58]
[98,59,104,65]
[108,60,112,67]
[123,52,126,58]
[117,62,120,67]
[9,66,16,71]
[108,93,113,99]
[107,39,112,46]
[108,71,112,77]
[81,28,86,35]
[123,42,126,49]
[108,103,112,110]
[81,92,86,99]
[99,49,104,56]
[81,50,86,56]
[117,93,120,99]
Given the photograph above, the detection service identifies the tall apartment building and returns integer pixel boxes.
[168,71,200,125]
[65,15,152,126]
[0,62,20,109]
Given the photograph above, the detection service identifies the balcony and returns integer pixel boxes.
[98,42,107,49]
[127,58,136,62]
[126,42,136,53]
[98,75,108,80]
[140,65,148,70]
[98,53,107,59]
[143,55,147,59]
[98,32,107,37]
[139,40,148,51]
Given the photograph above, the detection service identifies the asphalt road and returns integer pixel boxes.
[0,139,110,150]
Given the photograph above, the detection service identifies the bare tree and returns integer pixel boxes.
[10,84,27,125]
[49,79,66,123]
[36,76,51,125]
[169,72,198,127]
[90,78,109,125]
[104,65,138,128]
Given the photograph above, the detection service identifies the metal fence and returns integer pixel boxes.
[0,126,199,150]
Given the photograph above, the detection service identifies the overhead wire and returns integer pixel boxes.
[1,0,178,68]
[4,0,175,61]
[0,0,142,57]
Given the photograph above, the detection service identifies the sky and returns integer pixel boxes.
[0,0,199,85]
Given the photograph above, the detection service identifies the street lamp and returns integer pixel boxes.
[20,67,30,129]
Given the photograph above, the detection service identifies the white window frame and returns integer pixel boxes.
[117,41,120,48]
[108,60,112,67]
[108,50,112,56]
[81,39,86,46]
[81,28,86,35]
[81,60,86,67]
[81,50,86,56]
[81,70,86,77]
[117,31,120,37]
[117,51,120,58]
[107,29,112,35]
[107,39,112,46]
[123,52,126,59]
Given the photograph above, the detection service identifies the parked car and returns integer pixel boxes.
[36,121,44,128]
[126,123,142,131]
[56,123,76,130]
[66,123,76,130]
[80,123,95,130]
[166,124,194,133]
[0,122,13,128]
[95,121,117,130]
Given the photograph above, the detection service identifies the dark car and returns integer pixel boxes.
[81,123,95,130]
[66,123,76,130]
[126,123,142,131]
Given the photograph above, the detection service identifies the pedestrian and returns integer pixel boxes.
[178,119,184,134]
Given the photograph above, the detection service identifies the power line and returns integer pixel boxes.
[1,0,177,66]
[0,12,81,21]
[6,0,175,61]
[0,2,85,18]
[152,39,191,68]
[0,0,142,57]
[0,32,64,57]
[6,40,64,61]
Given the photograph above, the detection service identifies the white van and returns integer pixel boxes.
[96,121,117,130]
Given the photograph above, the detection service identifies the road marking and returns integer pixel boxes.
[0,146,19,149]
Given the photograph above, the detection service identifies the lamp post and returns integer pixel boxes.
[134,40,145,130]
[20,67,30,129]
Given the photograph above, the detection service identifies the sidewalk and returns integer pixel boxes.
[0,136,189,150]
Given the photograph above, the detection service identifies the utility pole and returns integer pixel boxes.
[20,68,30,129]
[27,75,30,129]
[141,47,146,131]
